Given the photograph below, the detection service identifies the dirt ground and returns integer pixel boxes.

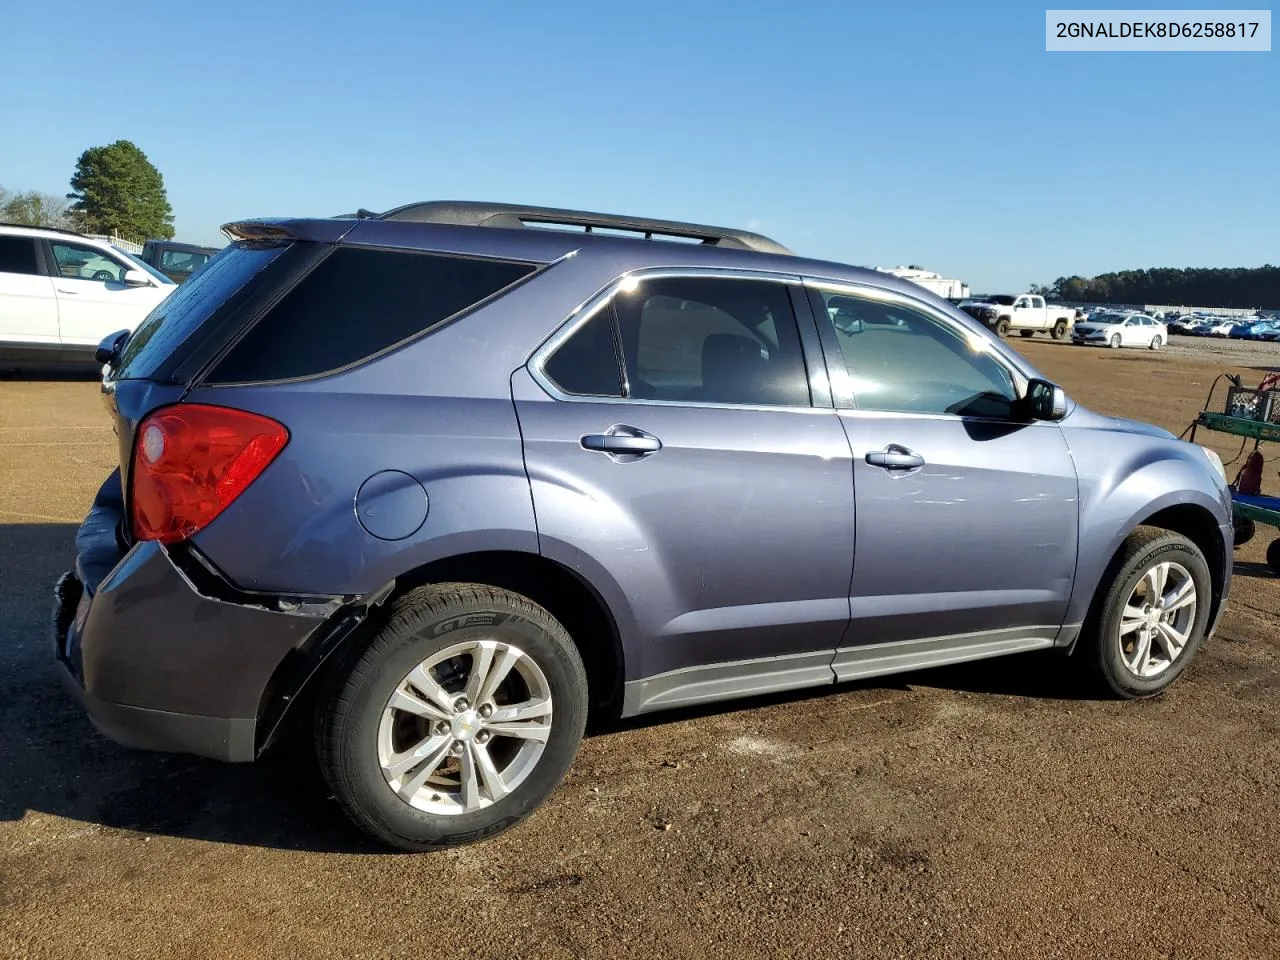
[2,336,1278,960]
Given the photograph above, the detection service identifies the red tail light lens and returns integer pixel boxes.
[130,403,289,544]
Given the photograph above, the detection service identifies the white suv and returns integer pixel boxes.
[0,224,176,364]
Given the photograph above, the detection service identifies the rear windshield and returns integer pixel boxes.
[115,242,288,379]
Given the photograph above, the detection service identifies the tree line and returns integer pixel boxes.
[2,139,174,241]
[1032,266,1280,309]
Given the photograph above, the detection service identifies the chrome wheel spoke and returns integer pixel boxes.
[1119,604,1146,637]
[1128,630,1153,675]
[464,641,496,705]
[1147,562,1169,600]
[459,744,481,811]
[487,697,552,724]
[484,721,551,743]
[469,741,509,803]
[1156,621,1189,660]
[387,686,450,722]
[476,646,521,705]
[1163,578,1196,613]
[405,664,457,715]
[389,734,453,798]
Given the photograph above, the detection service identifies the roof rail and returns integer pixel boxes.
[0,220,88,238]
[342,201,794,255]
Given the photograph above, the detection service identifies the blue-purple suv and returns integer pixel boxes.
[53,202,1234,850]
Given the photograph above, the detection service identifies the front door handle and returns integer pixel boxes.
[56,288,81,295]
[865,445,924,470]
[581,425,662,459]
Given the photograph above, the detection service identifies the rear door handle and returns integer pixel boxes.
[581,425,662,458]
[56,288,80,295]
[865,445,924,470]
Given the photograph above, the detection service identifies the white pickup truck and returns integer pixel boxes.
[958,294,1082,340]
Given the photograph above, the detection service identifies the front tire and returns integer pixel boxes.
[1079,526,1212,699]
[1110,334,1122,349]
[318,584,588,851]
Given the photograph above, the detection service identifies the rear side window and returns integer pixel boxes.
[116,243,288,379]
[540,276,812,407]
[0,236,40,275]
[208,247,536,383]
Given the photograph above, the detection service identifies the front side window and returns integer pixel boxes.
[809,286,1019,418]
[50,241,129,283]
[541,275,812,408]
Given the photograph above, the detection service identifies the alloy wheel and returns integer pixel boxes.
[376,639,553,815]
[1117,561,1197,679]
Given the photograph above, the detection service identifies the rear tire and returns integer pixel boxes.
[1233,516,1256,547]
[1051,320,1068,340]
[996,318,1011,337]
[317,584,588,851]
[1077,526,1211,699]
[1110,334,1122,349]
[1268,538,1280,574]
[1150,335,1163,350]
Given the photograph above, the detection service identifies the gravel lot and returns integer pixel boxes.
[2,334,1278,959]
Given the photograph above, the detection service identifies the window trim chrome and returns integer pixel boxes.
[527,265,827,414]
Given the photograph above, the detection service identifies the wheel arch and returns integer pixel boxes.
[1070,500,1227,653]
[255,549,627,755]
[1135,503,1227,628]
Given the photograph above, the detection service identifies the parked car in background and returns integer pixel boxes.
[1228,320,1280,340]
[1207,320,1242,338]
[53,200,1233,852]
[0,223,175,364]
[1071,311,1168,350]
[958,293,1080,339]
[138,239,220,283]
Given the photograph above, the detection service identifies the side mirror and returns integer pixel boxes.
[1022,378,1069,421]
[122,268,151,287]
[95,328,131,366]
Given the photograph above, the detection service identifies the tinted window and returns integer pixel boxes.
[117,243,287,379]
[811,287,1018,418]
[209,247,535,383]
[0,236,39,275]
[50,241,128,283]
[160,249,211,273]
[611,276,811,406]
[542,307,624,397]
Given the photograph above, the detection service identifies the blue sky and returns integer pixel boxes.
[1,1,1274,290]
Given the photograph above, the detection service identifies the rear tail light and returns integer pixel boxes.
[130,403,289,544]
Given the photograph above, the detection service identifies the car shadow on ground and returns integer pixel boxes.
[0,522,1131,855]
[0,522,384,855]
[0,362,100,381]
[1233,560,1278,579]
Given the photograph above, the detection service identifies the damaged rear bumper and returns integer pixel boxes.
[53,539,336,762]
